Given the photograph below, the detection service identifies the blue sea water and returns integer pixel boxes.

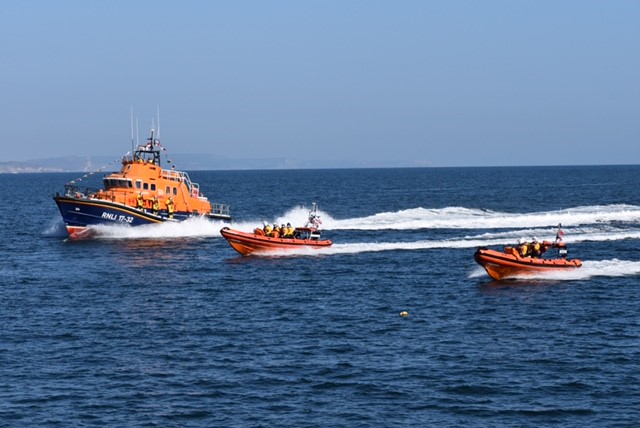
[1,165,639,427]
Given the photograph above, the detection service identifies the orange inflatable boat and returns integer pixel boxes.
[474,241,582,280]
[220,226,333,256]
[220,203,332,256]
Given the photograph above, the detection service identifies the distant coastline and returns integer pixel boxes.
[0,163,66,174]
[0,154,432,173]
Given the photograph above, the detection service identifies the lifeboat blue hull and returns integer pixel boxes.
[54,196,229,238]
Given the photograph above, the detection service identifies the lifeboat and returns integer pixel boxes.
[474,241,582,280]
[53,127,231,239]
[220,203,332,256]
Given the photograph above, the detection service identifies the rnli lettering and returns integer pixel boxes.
[101,212,134,223]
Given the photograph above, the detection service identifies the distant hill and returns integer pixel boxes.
[0,154,429,173]
[0,156,114,174]
[0,162,64,174]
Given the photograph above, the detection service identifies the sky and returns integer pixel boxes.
[1,1,639,167]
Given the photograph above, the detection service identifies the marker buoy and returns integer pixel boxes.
[400,311,409,318]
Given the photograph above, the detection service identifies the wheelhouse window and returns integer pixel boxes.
[297,230,310,239]
[173,187,177,195]
[143,183,149,190]
[151,184,156,191]
[136,180,141,189]
[103,178,133,189]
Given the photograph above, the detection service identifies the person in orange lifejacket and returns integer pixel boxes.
[272,224,281,238]
[152,196,159,215]
[136,192,144,210]
[166,197,175,219]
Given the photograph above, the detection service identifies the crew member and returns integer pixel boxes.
[531,237,541,258]
[518,238,529,257]
[152,196,159,216]
[264,223,273,236]
[284,222,295,238]
[166,197,175,219]
[539,241,550,256]
[136,192,144,210]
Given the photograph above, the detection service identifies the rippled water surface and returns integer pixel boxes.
[1,166,639,426]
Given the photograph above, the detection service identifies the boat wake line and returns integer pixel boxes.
[47,203,640,240]
[136,203,639,233]
[47,213,640,246]
[252,243,640,280]
[47,216,227,240]
[247,227,640,258]
[320,204,640,230]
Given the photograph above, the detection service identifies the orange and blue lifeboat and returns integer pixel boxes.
[54,129,231,239]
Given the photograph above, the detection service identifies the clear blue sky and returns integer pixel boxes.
[1,1,639,167]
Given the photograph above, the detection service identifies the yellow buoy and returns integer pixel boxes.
[400,311,409,318]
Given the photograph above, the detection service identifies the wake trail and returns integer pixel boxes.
[80,217,228,239]
[252,228,640,257]
[323,204,640,230]
[65,217,640,248]
[50,204,640,245]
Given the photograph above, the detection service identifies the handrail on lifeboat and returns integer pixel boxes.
[211,203,230,216]
[161,169,186,182]
[64,184,102,199]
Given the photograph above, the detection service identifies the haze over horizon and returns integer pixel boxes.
[1,1,638,168]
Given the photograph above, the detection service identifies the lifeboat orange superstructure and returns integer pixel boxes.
[97,150,213,216]
[54,128,231,238]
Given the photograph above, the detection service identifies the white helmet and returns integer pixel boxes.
[518,238,525,244]
[532,237,538,242]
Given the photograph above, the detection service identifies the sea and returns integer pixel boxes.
[1,165,639,427]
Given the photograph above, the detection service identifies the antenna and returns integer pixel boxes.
[136,118,139,146]
[156,106,161,139]
[130,106,135,154]
[150,118,156,146]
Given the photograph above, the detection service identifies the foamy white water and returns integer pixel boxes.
[326,204,640,230]
[85,217,228,239]
[49,204,640,268]
[252,227,640,258]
